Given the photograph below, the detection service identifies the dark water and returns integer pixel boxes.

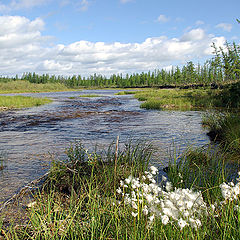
[0,90,209,203]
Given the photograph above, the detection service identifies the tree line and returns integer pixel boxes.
[0,41,239,88]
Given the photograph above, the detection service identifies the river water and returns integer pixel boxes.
[0,89,209,203]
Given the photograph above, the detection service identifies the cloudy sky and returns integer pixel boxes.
[0,0,239,77]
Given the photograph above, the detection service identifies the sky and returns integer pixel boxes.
[0,0,239,77]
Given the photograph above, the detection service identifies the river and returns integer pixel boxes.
[0,89,209,203]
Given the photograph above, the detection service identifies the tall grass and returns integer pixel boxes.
[0,96,52,109]
[1,141,240,239]
[0,80,71,93]
[134,88,222,110]
[202,111,240,154]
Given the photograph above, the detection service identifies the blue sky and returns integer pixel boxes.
[0,0,239,77]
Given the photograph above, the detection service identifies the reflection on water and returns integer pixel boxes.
[0,90,209,203]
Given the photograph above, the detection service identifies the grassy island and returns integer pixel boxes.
[0,95,52,110]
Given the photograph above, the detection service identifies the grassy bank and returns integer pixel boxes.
[0,80,72,94]
[133,88,223,111]
[202,111,240,155]
[132,81,240,111]
[0,96,52,110]
[1,141,240,239]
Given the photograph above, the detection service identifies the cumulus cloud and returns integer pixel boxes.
[216,23,232,32]
[0,15,226,76]
[180,28,205,41]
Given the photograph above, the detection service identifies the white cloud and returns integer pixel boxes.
[157,14,169,23]
[181,28,205,41]
[216,23,232,32]
[0,0,49,12]
[0,16,226,76]
[196,20,204,26]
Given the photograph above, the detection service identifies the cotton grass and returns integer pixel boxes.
[117,166,240,231]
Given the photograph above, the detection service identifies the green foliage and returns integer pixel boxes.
[168,145,227,202]
[44,141,152,197]
[2,141,240,239]
[211,41,240,82]
[1,139,240,239]
[134,88,223,110]
[0,95,52,109]
[202,111,240,153]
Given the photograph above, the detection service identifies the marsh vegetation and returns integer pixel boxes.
[0,40,240,239]
[0,141,240,239]
[0,95,52,110]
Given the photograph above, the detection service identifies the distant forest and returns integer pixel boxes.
[1,42,239,88]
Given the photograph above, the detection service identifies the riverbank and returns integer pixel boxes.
[0,140,239,239]
[0,80,77,94]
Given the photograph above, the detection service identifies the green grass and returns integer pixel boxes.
[202,111,240,155]
[134,88,223,110]
[0,80,72,93]
[132,81,240,111]
[1,141,240,239]
[115,91,138,95]
[0,95,52,110]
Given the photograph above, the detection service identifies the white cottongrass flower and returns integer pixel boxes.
[161,215,169,225]
[117,166,208,230]
[149,215,155,222]
[120,180,124,187]
[125,176,132,184]
[143,205,149,215]
[162,175,167,182]
[165,182,172,192]
[132,212,138,217]
[116,187,122,194]
[150,166,158,175]
[132,201,138,210]
[178,218,188,230]
[189,218,201,228]
[220,181,240,201]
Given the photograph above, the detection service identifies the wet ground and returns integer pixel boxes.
[0,89,209,204]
